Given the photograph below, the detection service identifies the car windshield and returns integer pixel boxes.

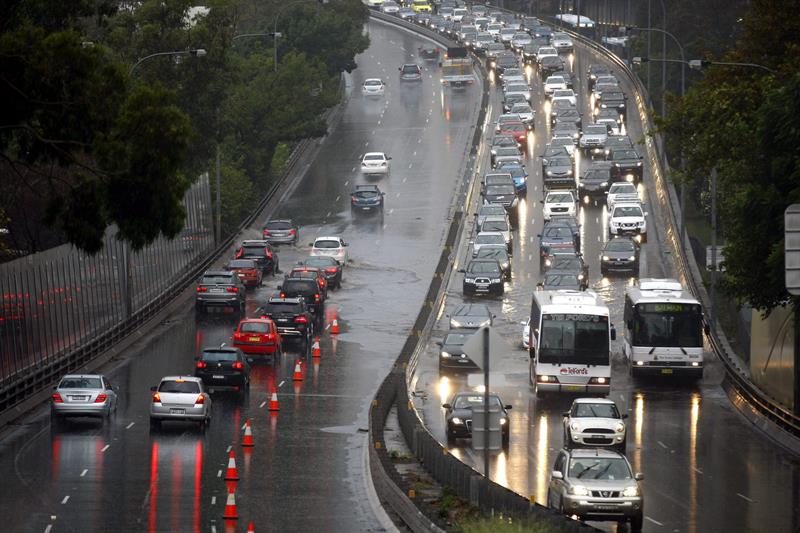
[482,220,509,232]
[539,313,610,364]
[613,150,639,160]
[477,248,508,261]
[507,84,528,92]
[504,68,522,77]
[241,245,266,256]
[632,303,703,347]
[573,402,620,418]
[476,234,505,245]
[552,257,581,269]
[304,257,337,268]
[444,333,471,345]
[265,220,291,230]
[453,395,503,409]
[202,350,239,362]
[544,226,573,239]
[511,105,532,114]
[290,270,318,280]
[314,240,340,249]
[493,135,516,146]
[159,380,201,394]
[240,322,270,333]
[402,65,419,74]
[606,239,635,252]
[546,76,565,85]
[59,377,102,389]
[610,184,637,195]
[569,457,632,480]
[228,260,256,269]
[495,147,520,157]
[354,190,379,198]
[613,206,643,218]
[583,169,610,181]
[504,124,526,133]
[479,205,506,217]
[552,138,572,147]
[282,280,317,294]
[585,125,607,135]
[364,154,385,161]
[486,185,516,195]
[547,193,573,203]
[549,157,571,166]
[201,274,233,284]
[544,273,580,287]
[364,80,382,86]
[261,301,303,313]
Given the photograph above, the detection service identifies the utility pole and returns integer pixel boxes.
[215,145,222,244]
[483,326,490,480]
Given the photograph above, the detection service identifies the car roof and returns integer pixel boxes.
[315,236,342,241]
[160,376,203,383]
[363,152,386,157]
[573,397,616,405]
[62,374,103,379]
[268,296,304,303]
[568,448,625,459]
[204,270,233,276]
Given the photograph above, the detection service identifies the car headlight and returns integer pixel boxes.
[569,485,590,496]
[615,423,626,433]
[602,255,610,261]
[464,278,475,283]
[577,274,584,280]
[451,417,463,425]
[450,320,462,328]
[441,351,452,358]
[601,103,608,108]
[623,486,640,497]
[600,181,608,187]
[546,170,554,176]
[545,259,552,266]
[570,422,579,431]
[636,161,643,166]
[490,278,501,283]
[500,418,507,425]
[620,103,626,107]
[629,255,637,261]
[511,197,518,207]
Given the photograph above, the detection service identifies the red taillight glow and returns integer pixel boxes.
[325,268,338,273]
[289,229,296,235]
[232,362,244,370]
[196,361,207,369]
[295,316,308,323]
[279,292,286,298]
[196,287,208,293]
[233,332,243,340]
[263,229,271,236]
[94,394,107,403]
[152,392,161,403]
[195,394,205,405]
[52,393,63,403]
[226,287,239,293]
[314,294,320,302]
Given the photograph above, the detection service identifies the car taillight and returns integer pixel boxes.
[280,292,286,298]
[227,287,239,293]
[235,249,243,259]
[319,279,326,287]
[295,315,308,323]
[52,393,63,403]
[351,196,357,203]
[325,268,338,273]
[196,361,207,369]
[289,229,296,235]
[314,294,320,302]
[94,394,107,403]
[196,287,208,292]
[233,332,242,340]
[232,362,244,370]
[195,394,205,405]
[152,392,161,403]
[263,229,271,236]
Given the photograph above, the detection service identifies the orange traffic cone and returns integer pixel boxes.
[223,488,239,519]
[292,360,303,381]
[268,390,280,411]
[242,419,254,448]
[246,522,255,533]
[311,337,321,357]
[330,318,340,334]
[224,451,239,481]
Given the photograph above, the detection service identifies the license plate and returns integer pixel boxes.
[70,396,87,401]
[661,368,674,375]
[212,375,225,379]
[249,336,260,342]
[363,207,372,210]
[277,318,288,322]
[565,385,582,392]
[210,288,223,293]
[595,505,618,511]
[169,408,185,414]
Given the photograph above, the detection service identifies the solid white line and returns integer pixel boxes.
[657,441,668,449]
[80,469,88,477]
[644,516,664,526]
[217,469,223,478]
[211,496,217,505]
[737,493,755,503]
[101,444,110,452]
[259,401,267,408]
[61,496,69,505]
[125,422,135,429]
[44,526,53,533]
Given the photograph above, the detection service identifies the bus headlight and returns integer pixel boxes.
[538,375,556,382]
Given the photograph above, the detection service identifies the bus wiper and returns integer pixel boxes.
[679,346,687,355]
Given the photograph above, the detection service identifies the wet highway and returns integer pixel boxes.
[0,21,482,532]
[408,37,800,533]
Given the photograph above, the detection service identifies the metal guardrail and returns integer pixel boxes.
[367,11,599,532]
[0,78,345,420]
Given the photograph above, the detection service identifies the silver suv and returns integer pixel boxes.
[548,448,644,531]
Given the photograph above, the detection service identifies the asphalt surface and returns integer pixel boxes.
[409,40,800,533]
[0,21,482,532]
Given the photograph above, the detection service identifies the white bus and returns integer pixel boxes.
[528,290,615,398]
[623,278,705,378]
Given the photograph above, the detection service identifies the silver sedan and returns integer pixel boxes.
[149,376,211,430]
[51,374,117,422]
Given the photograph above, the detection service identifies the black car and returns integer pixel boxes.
[538,221,579,267]
[608,148,644,183]
[482,183,518,213]
[550,215,581,248]
[539,270,584,291]
[257,296,315,343]
[587,63,612,91]
[351,184,385,213]
[195,270,247,314]
[261,219,298,245]
[460,259,504,296]
[195,345,250,393]
[543,155,575,190]
[475,244,511,280]
[520,43,538,64]
[278,279,324,315]
[448,303,494,329]
[437,330,477,371]
[597,90,627,118]
[543,252,589,289]
[604,135,635,159]
[442,392,511,445]
[418,44,440,61]
[539,55,564,77]
[552,107,582,129]
[235,239,278,275]
[299,256,343,289]
[579,162,613,199]
[600,237,640,275]
[494,52,518,74]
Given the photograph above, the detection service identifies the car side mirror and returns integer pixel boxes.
[551,471,563,480]
[276,284,282,290]
[344,242,349,247]
[150,386,157,392]
[442,403,452,409]
[634,473,644,481]
[458,268,465,273]
[621,413,629,419]
[644,212,649,217]
[562,411,570,417]
[505,405,512,410]
[610,326,617,340]
[435,341,443,347]
[627,319,633,331]
[308,242,314,247]
[387,156,392,160]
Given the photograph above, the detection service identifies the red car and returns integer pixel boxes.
[497,121,529,144]
[286,267,327,298]
[232,318,281,356]
[225,259,263,288]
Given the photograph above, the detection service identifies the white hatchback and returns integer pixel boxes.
[360,152,391,174]
[562,397,627,452]
[543,190,576,221]
[362,78,385,96]
[310,236,349,265]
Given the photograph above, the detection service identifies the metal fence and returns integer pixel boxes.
[0,174,214,406]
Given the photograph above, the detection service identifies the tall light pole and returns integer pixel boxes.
[129,48,207,77]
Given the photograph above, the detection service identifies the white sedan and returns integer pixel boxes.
[309,236,349,266]
[360,152,391,175]
[362,78,385,97]
[562,398,627,452]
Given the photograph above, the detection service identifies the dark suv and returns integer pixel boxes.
[538,220,579,267]
[194,346,250,393]
[460,259,504,296]
[195,270,247,314]
[351,185,385,213]
[257,297,314,344]
[235,240,278,275]
[278,279,324,315]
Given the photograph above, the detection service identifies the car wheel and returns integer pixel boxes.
[446,431,455,446]
[535,386,545,399]
[630,513,644,532]
[558,497,566,516]
[600,266,607,276]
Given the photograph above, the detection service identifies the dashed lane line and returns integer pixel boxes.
[737,493,755,503]
[61,496,69,505]
[644,516,664,526]
[259,400,267,408]
[657,441,668,449]
[211,496,217,505]
[101,444,110,453]
[125,422,135,429]
[80,469,88,477]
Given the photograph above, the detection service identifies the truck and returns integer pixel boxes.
[441,47,474,87]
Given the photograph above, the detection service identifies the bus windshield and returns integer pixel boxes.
[632,303,703,347]
[539,314,609,365]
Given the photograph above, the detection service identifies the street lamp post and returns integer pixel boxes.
[129,48,207,77]
[688,59,777,75]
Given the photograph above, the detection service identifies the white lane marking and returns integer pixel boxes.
[644,516,664,526]
[61,496,69,505]
[408,163,413,169]
[396,193,401,198]
[402,177,407,183]
[259,400,267,408]
[412,151,417,156]
[418,139,422,143]
[371,130,375,135]
[211,496,217,505]
[211,526,217,533]
[737,493,755,503]
[344,180,349,186]
[389,209,395,214]
[101,444,110,452]
[226,445,232,453]
[125,422,135,429]
[351,167,356,172]
[279,380,285,388]
[44,526,53,533]
[657,440,668,449]
[335,195,340,202]
[217,469,223,478]
[364,141,369,147]
[80,469,88,477]
[692,466,703,474]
